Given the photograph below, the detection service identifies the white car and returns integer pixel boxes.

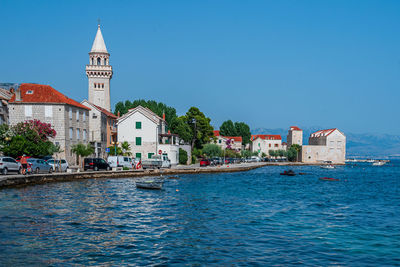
[0,156,21,175]
[46,159,69,172]
[107,156,133,169]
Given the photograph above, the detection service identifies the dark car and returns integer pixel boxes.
[200,159,211,167]
[84,158,111,171]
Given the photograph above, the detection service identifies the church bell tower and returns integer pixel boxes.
[86,24,113,111]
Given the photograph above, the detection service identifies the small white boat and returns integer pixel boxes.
[320,165,335,169]
[372,161,386,166]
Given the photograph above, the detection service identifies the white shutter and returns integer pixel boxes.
[25,106,32,117]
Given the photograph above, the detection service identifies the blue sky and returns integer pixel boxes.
[1,0,400,134]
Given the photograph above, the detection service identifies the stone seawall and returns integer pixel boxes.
[0,162,343,189]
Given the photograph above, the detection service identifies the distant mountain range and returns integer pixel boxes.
[252,127,400,158]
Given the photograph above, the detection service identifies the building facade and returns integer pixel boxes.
[287,126,303,147]
[213,130,243,151]
[8,83,90,165]
[251,134,282,157]
[81,100,117,158]
[301,128,346,164]
[117,105,168,160]
[86,24,112,112]
[0,86,14,125]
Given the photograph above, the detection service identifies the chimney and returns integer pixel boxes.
[15,86,21,101]
[162,112,166,120]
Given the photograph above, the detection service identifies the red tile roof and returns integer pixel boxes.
[310,128,337,138]
[251,134,282,141]
[224,136,243,142]
[93,103,117,119]
[9,83,90,110]
[213,130,220,136]
[290,126,302,131]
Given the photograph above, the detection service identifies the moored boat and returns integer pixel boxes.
[280,170,296,176]
[136,178,164,190]
[319,177,340,181]
[320,165,335,169]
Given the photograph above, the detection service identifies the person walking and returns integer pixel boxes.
[20,154,28,175]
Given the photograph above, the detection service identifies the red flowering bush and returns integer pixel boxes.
[14,119,56,141]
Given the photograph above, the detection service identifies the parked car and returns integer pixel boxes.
[46,159,69,172]
[107,156,133,169]
[27,158,53,174]
[200,159,211,167]
[0,156,22,175]
[84,158,111,171]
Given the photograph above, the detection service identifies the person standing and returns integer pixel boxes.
[20,154,28,175]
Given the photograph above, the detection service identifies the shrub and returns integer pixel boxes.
[179,148,188,165]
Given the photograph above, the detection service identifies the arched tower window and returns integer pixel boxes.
[91,58,94,65]
[97,57,101,65]
[104,58,107,65]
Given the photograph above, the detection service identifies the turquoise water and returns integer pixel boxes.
[0,162,399,266]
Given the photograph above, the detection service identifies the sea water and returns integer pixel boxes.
[0,162,399,266]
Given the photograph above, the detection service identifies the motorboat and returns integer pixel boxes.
[136,178,164,190]
[320,165,335,169]
[372,161,386,166]
[319,177,339,181]
[280,170,296,176]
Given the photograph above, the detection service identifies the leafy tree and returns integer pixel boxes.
[114,99,177,125]
[169,116,192,143]
[107,146,123,156]
[241,150,252,158]
[220,120,236,136]
[181,107,214,151]
[269,150,276,158]
[287,147,298,162]
[179,148,188,165]
[71,143,94,166]
[202,144,222,158]
[224,149,240,158]
[291,144,302,162]
[261,152,267,158]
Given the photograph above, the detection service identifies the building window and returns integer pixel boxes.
[69,108,72,119]
[25,105,32,117]
[76,111,79,121]
[274,144,278,147]
[218,140,221,144]
[91,58,94,65]
[148,153,154,159]
[76,128,80,140]
[83,112,86,122]
[97,57,101,65]
[83,129,87,142]
[136,137,142,146]
[104,58,107,65]
[136,121,142,129]
[45,105,52,118]
[69,127,73,140]
[136,153,141,159]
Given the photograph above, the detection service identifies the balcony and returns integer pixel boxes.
[109,126,117,134]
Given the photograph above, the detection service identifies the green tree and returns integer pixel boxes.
[220,120,237,136]
[179,148,188,165]
[71,143,94,167]
[261,152,267,158]
[202,144,222,158]
[107,146,123,156]
[169,116,192,143]
[240,150,252,158]
[291,144,302,162]
[184,107,214,151]
[234,122,251,145]
[269,150,276,158]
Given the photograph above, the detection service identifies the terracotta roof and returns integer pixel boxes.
[251,134,282,141]
[213,130,220,136]
[224,136,242,142]
[9,83,90,110]
[310,128,337,138]
[290,126,302,131]
[93,103,117,119]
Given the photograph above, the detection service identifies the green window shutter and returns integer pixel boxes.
[219,140,221,143]
[136,121,142,129]
[136,153,141,159]
[136,137,142,146]
[148,153,154,159]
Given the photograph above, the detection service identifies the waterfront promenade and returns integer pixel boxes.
[0,162,333,189]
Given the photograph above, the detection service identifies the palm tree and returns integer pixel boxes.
[121,141,131,156]
[291,144,302,162]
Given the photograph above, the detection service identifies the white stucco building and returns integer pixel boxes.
[301,128,346,164]
[86,24,112,112]
[251,134,282,157]
[117,105,185,165]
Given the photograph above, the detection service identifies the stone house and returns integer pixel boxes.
[251,134,282,157]
[0,87,13,125]
[213,130,243,151]
[287,126,303,147]
[81,100,117,158]
[8,83,90,165]
[301,128,346,164]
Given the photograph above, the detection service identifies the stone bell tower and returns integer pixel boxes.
[86,24,113,111]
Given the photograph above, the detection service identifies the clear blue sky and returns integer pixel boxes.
[1,0,400,134]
